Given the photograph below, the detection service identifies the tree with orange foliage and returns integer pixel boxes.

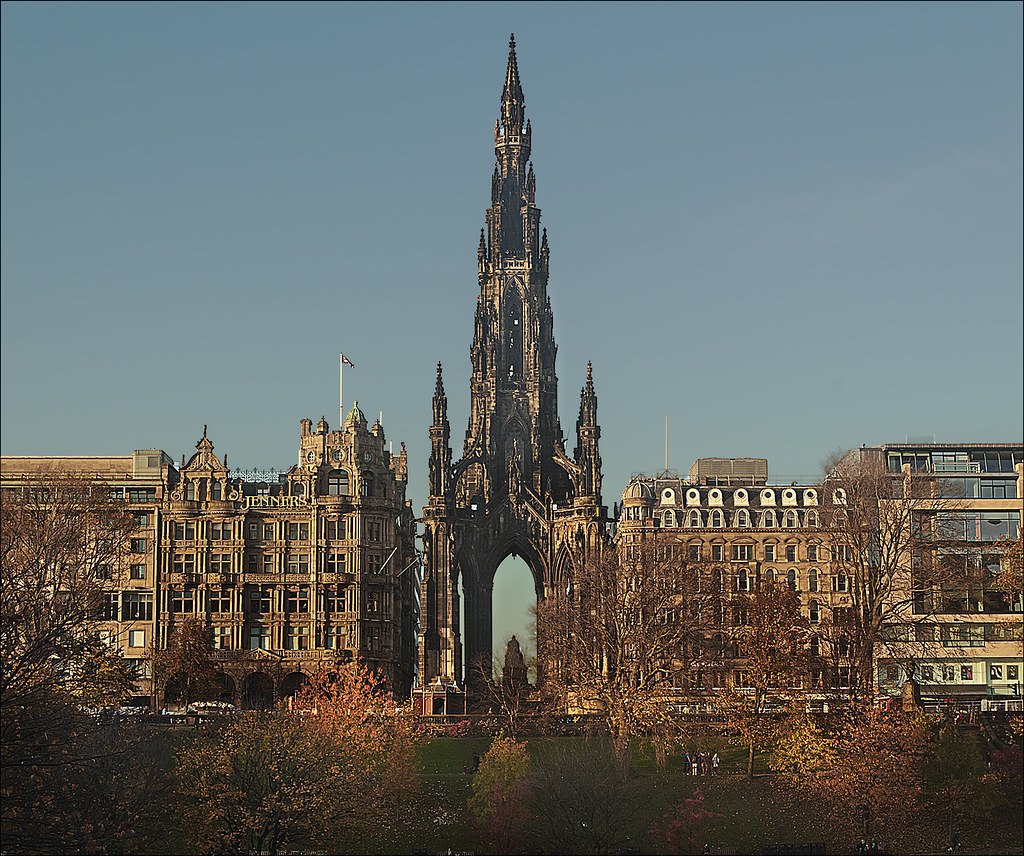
[774,706,928,842]
[176,664,418,856]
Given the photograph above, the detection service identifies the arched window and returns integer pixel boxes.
[763,568,775,585]
[808,568,819,592]
[760,509,777,528]
[808,600,820,623]
[734,508,751,528]
[327,470,349,496]
[211,480,222,501]
[360,472,375,497]
[686,509,703,528]
[662,510,676,528]
[709,509,724,528]
[787,568,798,591]
[805,510,819,527]
[782,509,799,528]
[292,483,305,497]
[810,636,821,657]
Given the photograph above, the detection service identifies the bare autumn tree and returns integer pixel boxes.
[0,472,145,851]
[717,582,810,778]
[538,540,702,758]
[994,533,1024,656]
[152,615,221,711]
[469,651,537,739]
[818,450,960,701]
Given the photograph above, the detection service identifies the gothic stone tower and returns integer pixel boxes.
[420,36,607,687]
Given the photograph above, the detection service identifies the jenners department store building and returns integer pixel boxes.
[1,405,419,709]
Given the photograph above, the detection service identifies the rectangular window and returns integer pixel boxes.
[731,544,753,561]
[171,588,195,614]
[248,587,272,614]
[209,588,232,613]
[286,552,310,575]
[764,544,775,562]
[173,522,197,540]
[367,520,383,542]
[173,553,196,575]
[325,519,344,541]
[366,553,383,574]
[210,553,230,574]
[287,522,310,541]
[286,624,309,651]
[688,544,701,561]
[128,629,146,649]
[127,488,156,504]
[327,551,346,574]
[285,588,310,614]
[885,664,899,682]
[248,521,259,539]
[93,563,112,581]
[711,545,724,562]
[263,523,275,540]
[326,585,345,614]
[212,521,232,540]
[807,545,818,561]
[102,593,119,621]
[130,563,146,580]
[261,553,274,574]
[1009,665,1020,681]
[960,664,974,681]
[213,626,231,649]
[325,623,345,649]
[246,625,269,650]
[130,538,147,554]
[122,592,153,621]
[133,512,150,528]
[786,545,797,562]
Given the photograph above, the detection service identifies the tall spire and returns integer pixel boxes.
[501,33,524,134]
[432,362,448,426]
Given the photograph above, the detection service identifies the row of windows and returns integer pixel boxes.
[692,542,826,563]
[164,518,387,542]
[163,585,388,616]
[657,509,820,529]
[885,663,1021,683]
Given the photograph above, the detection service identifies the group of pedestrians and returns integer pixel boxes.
[683,750,720,776]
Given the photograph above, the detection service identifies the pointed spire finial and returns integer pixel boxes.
[587,361,593,382]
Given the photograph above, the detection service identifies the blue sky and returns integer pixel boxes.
[3,2,1022,653]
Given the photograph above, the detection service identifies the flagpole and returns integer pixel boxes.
[339,354,344,428]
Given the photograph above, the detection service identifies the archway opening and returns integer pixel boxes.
[242,672,275,710]
[491,555,537,683]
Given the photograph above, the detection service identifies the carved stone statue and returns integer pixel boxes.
[502,634,529,689]
[504,635,525,670]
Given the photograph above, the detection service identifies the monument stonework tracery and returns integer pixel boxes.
[419,36,607,687]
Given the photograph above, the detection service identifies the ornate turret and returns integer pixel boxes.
[429,363,452,500]
[574,362,602,499]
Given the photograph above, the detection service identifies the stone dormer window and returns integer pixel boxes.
[327,470,349,496]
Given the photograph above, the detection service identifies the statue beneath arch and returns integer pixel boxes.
[419,37,607,690]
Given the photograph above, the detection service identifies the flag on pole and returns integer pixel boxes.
[340,353,356,367]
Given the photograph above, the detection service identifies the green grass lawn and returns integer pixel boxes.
[145,729,1023,855]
